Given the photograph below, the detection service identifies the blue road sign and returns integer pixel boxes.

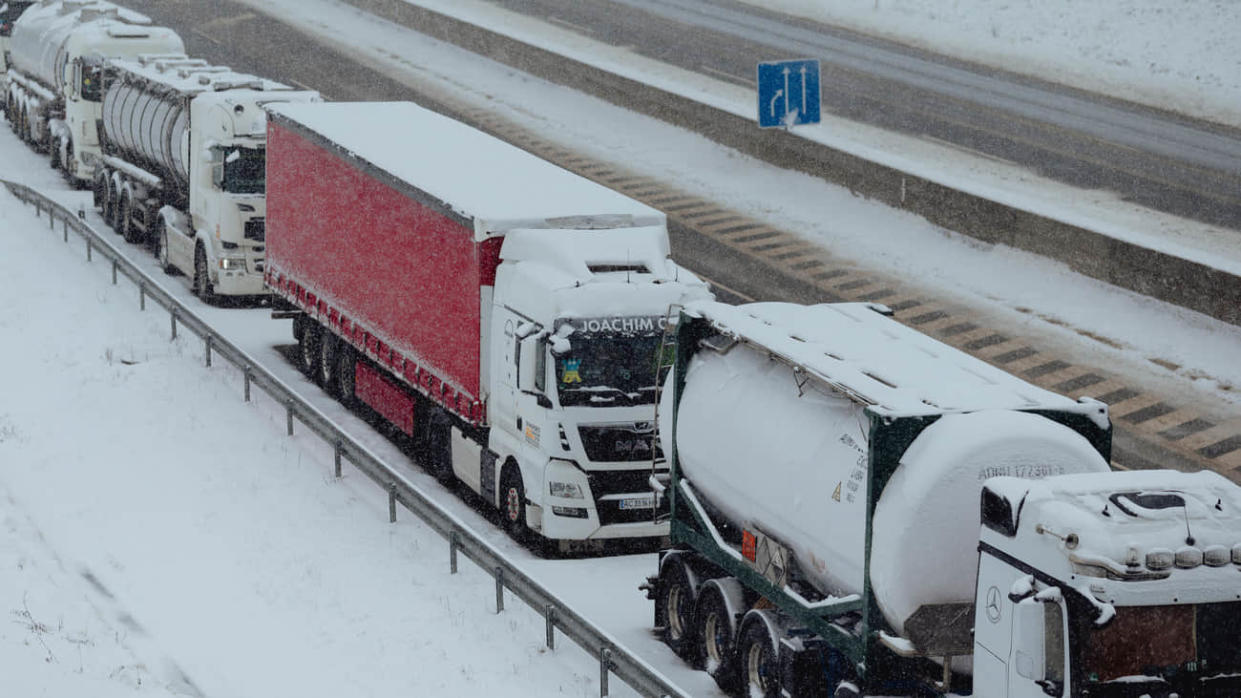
[757,59,821,128]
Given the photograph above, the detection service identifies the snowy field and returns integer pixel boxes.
[745,0,1241,129]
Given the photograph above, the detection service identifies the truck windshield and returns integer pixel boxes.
[1,2,34,36]
[554,334,665,407]
[220,147,265,194]
[1081,602,1241,696]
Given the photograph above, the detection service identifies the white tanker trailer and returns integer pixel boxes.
[3,0,182,185]
[93,54,317,300]
[647,301,1241,697]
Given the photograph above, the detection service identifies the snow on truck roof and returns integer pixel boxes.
[265,102,665,238]
[109,55,297,95]
[688,301,1091,416]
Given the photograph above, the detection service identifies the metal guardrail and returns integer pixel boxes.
[2,180,688,698]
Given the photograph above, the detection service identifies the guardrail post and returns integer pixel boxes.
[449,531,459,574]
[286,402,294,435]
[388,483,397,523]
[63,219,68,242]
[600,648,613,696]
[86,239,92,262]
[170,311,178,340]
[495,567,505,613]
[48,209,54,230]
[34,201,40,218]
[111,260,117,285]
[204,334,213,367]
[244,368,251,402]
[139,283,146,311]
[545,605,556,650]
[333,442,342,478]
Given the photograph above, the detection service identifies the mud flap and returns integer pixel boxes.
[480,449,498,507]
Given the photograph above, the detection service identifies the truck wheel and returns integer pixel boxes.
[696,579,742,690]
[298,322,321,377]
[120,195,142,244]
[336,345,358,407]
[157,226,176,275]
[192,245,216,304]
[317,332,338,390]
[111,190,126,233]
[500,464,529,540]
[424,413,454,484]
[92,171,107,212]
[658,557,699,661]
[738,612,782,698]
[49,138,60,170]
[833,681,861,698]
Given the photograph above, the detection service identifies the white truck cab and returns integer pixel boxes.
[976,470,1241,697]
[482,225,711,546]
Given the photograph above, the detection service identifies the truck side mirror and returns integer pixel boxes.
[1013,597,1066,696]
[518,337,549,406]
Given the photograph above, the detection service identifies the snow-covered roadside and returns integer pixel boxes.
[236,0,1241,407]
[0,188,635,696]
[742,0,1241,129]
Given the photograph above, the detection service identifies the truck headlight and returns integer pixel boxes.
[218,256,246,271]
[549,481,584,499]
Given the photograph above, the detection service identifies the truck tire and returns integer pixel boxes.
[738,611,782,698]
[192,245,217,304]
[120,195,142,244]
[92,170,107,212]
[157,225,177,275]
[500,464,529,541]
[657,557,699,661]
[49,138,60,170]
[424,412,454,484]
[695,579,743,691]
[298,322,320,377]
[336,345,357,407]
[317,332,338,391]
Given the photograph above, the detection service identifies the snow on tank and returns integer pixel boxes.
[8,0,180,90]
[669,301,1112,647]
[264,101,666,239]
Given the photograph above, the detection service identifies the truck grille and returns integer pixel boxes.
[578,423,661,463]
[587,469,668,525]
[244,217,265,242]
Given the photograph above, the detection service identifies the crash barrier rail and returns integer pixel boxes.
[2,180,688,698]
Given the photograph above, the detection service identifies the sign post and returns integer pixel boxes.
[757,58,821,129]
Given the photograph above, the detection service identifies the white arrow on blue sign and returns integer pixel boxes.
[756,58,821,129]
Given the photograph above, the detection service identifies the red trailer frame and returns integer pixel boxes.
[264,115,502,427]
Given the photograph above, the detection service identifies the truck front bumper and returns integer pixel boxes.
[212,269,266,296]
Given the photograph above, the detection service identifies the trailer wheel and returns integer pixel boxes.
[298,322,320,377]
[192,245,216,304]
[696,579,744,691]
[833,681,861,698]
[49,138,60,170]
[500,464,529,540]
[336,345,357,407]
[424,410,454,484]
[739,612,782,698]
[317,332,338,391]
[658,557,699,661]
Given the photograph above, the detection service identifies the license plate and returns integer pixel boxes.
[618,495,655,510]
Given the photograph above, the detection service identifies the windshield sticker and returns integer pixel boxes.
[561,358,582,384]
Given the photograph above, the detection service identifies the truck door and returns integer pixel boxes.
[1008,595,1069,698]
